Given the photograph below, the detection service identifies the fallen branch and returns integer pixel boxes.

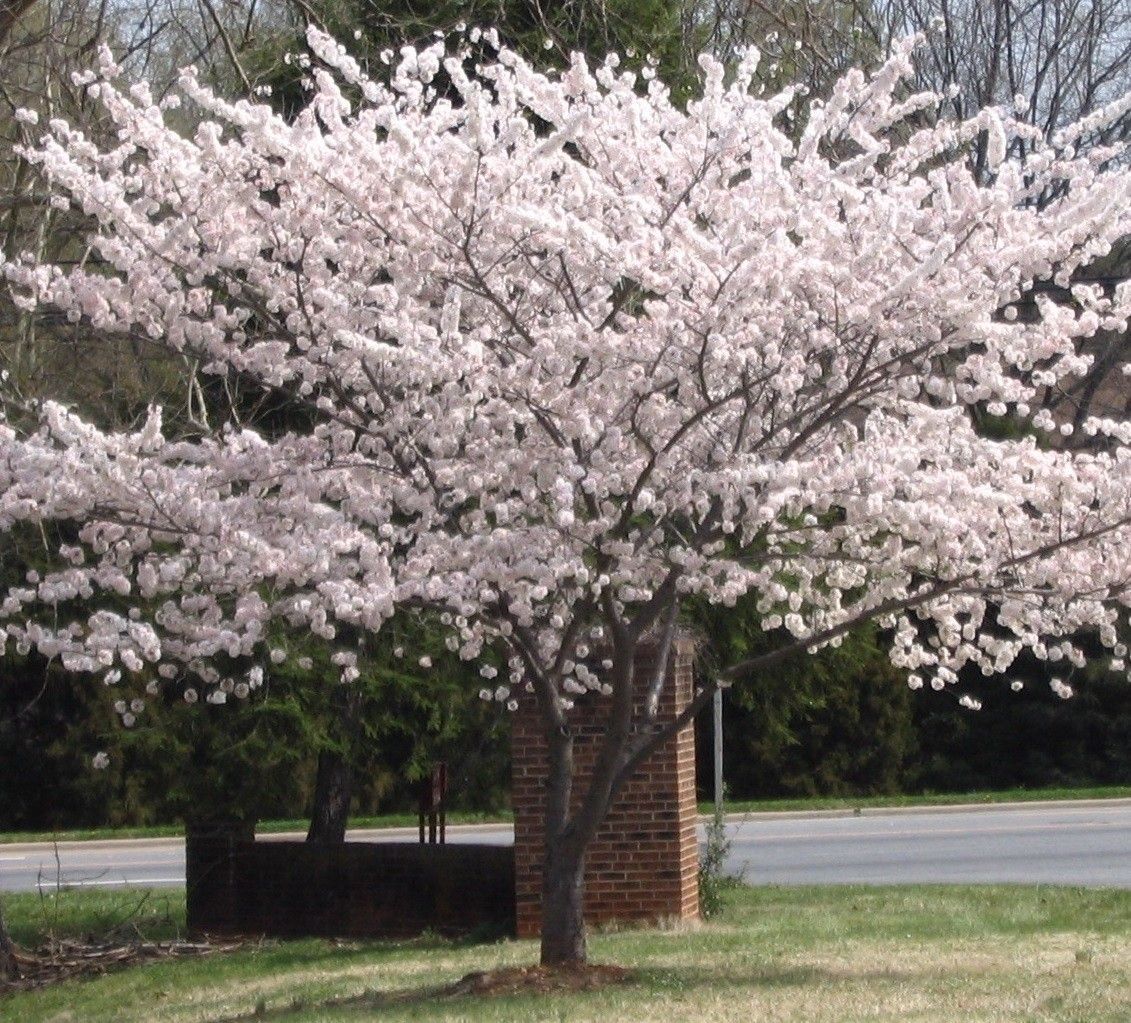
[0,936,245,993]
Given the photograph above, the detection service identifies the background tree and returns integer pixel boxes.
[682,0,882,97]
[0,0,509,851]
[694,597,915,799]
[876,0,1131,451]
[266,0,689,87]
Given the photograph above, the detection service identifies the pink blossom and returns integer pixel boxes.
[0,29,1127,731]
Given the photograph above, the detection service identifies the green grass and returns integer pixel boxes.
[3,886,186,947]
[0,809,514,845]
[4,884,1130,1022]
[4,785,1130,845]
[708,783,1131,815]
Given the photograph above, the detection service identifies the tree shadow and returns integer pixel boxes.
[635,963,825,992]
[205,980,471,1023]
[229,923,513,967]
[202,960,878,1022]
[638,961,948,992]
[203,963,623,1023]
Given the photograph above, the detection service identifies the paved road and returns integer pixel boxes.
[0,825,512,894]
[2,800,1129,893]
[724,800,1131,887]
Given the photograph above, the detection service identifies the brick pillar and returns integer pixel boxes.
[512,635,699,938]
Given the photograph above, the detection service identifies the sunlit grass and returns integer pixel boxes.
[712,784,1131,815]
[0,809,514,845]
[4,885,185,947]
[3,884,1129,1022]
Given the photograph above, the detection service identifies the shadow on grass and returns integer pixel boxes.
[0,923,517,1006]
[202,966,623,1023]
[635,964,824,993]
[202,960,922,1022]
[184,927,515,981]
[637,961,937,991]
[204,980,478,1023]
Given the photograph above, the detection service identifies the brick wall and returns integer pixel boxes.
[185,824,515,940]
[512,635,700,938]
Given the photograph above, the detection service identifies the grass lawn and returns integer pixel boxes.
[3,784,1130,845]
[0,809,515,845]
[714,783,1131,815]
[3,884,1129,1022]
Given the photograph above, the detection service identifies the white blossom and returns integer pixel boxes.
[0,29,1125,749]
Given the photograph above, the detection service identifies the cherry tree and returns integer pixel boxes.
[2,28,1131,965]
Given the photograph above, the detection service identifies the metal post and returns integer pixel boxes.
[713,686,724,809]
[437,761,447,844]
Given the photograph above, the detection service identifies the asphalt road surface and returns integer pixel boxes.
[726,799,1131,887]
[2,800,1129,894]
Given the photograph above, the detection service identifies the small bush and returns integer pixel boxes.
[698,803,738,919]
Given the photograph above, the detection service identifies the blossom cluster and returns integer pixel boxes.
[1,30,1130,719]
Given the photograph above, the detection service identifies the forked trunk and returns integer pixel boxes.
[539,840,587,966]
[534,634,644,967]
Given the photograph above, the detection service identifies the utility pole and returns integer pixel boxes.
[713,686,723,809]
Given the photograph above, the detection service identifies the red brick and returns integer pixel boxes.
[512,635,699,936]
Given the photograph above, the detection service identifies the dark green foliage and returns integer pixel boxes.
[0,657,117,830]
[319,0,686,71]
[291,617,512,815]
[911,651,1131,793]
[691,590,917,799]
[0,650,312,829]
[0,617,509,830]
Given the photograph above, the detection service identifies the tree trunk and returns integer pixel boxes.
[539,840,587,966]
[305,748,353,844]
[306,685,363,844]
[538,717,590,966]
[0,897,17,981]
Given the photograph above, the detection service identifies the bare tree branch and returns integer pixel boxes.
[0,0,37,47]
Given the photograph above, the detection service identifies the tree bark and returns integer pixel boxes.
[532,633,644,967]
[305,747,353,844]
[305,684,363,844]
[538,716,591,966]
[539,840,587,966]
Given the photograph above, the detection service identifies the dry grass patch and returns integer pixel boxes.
[631,936,1130,1023]
[2,885,1130,1022]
